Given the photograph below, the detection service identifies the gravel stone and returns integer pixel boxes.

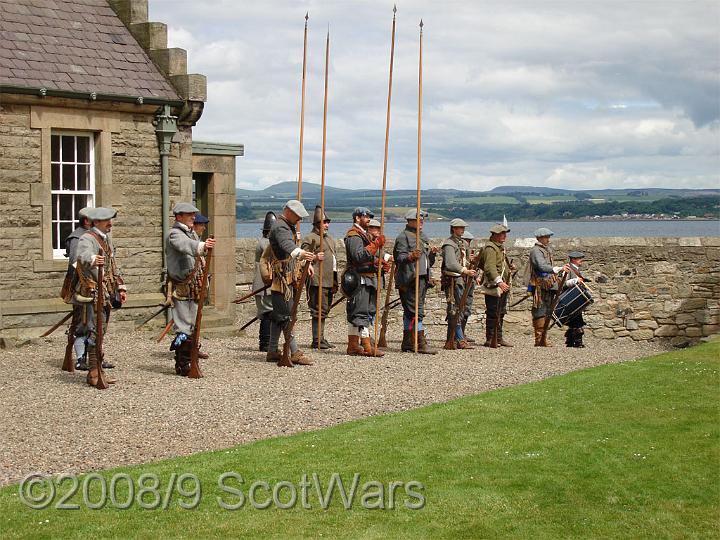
[0,319,669,486]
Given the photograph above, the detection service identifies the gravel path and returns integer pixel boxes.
[0,319,669,486]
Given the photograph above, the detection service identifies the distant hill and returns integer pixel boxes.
[235,181,720,221]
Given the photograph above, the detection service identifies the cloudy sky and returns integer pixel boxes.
[151,1,719,192]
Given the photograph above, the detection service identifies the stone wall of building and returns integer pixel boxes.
[0,98,191,335]
[234,236,720,347]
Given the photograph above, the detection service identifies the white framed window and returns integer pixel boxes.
[50,132,95,259]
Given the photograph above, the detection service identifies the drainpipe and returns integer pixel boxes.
[153,105,178,319]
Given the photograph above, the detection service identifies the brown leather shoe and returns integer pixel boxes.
[198,350,209,359]
[360,337,384,357]
[266,351,281,362]
[443,339,456,350]
[499,339,513,347]
[417,330,437,355]
[347,335,365,356]
[457,339,475,349]
[290,350,313,365]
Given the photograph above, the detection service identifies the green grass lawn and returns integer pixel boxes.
[2,342,718,539]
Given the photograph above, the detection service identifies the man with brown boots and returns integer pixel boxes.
[481,224,514,348]
[302,206,338,349]
[74,207,127,385]
[528,227,569,347]
[166,203,216,375]
[441,218,476,350]
[344,207,385,357]
[393,209,437,354]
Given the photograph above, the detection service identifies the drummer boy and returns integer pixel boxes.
[561,251,589,348]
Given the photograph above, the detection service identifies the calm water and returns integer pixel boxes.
[237,220,719,239]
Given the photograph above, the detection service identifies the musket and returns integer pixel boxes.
[60,312,76,372]
[189,235,214,378]
[510,293,531,308]
[239,316,258,332]
[95,248,110,390]
[156,318,174,343]
[540,271,568,345]
[134,304,169,329]
[280,239,316,367]
[377,260,395,348]
[232,284,269,304]
[316,28,330,347]
[373,6,397,353]
[413,19,424,353]
[41,312,72,338]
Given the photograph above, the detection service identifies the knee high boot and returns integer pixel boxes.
[258,317,271,352]
[485,318,498,347]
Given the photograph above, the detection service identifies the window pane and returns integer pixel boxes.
[74,194,89,217]
[61,135,74,162]
[77,137,90,163]
[59,194,73,221]
[51,135,60,162]
[59,222,73,248]
[77,164,89,190]
[51,163,60,190]
[52,220,59,250]
[52,194,59,220]
[62,164,74,190]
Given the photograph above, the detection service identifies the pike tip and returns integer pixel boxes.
[305,12,309,21]
[393,4,397,14]
[419,19,424,28]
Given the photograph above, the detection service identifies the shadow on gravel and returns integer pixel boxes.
[136,363,175,375]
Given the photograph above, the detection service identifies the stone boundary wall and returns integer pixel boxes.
[235,237,720,347]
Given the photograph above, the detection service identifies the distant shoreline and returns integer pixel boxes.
[236,217,719,223]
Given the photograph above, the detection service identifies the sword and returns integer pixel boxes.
[156,319,174,343]
[135,304,169,329]
[510,293,531,308]
[40,312,73,337]
[232,284,270,304]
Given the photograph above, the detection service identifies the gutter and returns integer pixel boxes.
[0,84,184,107]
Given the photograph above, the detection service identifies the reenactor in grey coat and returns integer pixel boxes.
[481,224,514,348]
[165,203,216,375]
[73,207,127,385]
[393,209,437,354]
[265,200,321,366]
[302,206,338,349]
[441,218,476,349]
[344,207,385,357]
[528,227,568,347]
[461,230,479,343]
[63,207,92,370]
[254,212,276,351]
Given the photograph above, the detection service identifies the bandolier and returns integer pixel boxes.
[302,206,338,349]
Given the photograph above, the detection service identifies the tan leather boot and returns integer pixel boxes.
[266,351,281,363]
[417,330,437,355]
[534,318,552,347]
[361,337,384,357]
[86,345,98,386]
[347,335,365,356]
[290,350,313,365]
[457,339,475,349]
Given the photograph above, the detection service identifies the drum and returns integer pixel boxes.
[552,283,594,327]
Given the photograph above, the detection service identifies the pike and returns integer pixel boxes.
[316,27,330,347]
[94,248,110,390]
[279,240,316,367]
[296,12,309,241]
[413,19,424,353]
[188,235,214,378]
[232,284,269,304]
[373,6,397,353]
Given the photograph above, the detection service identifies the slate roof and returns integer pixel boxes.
[0,0,180,100]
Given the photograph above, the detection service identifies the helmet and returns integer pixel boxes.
[262,211,277,237]
[313,205,329,225]
[341,268,360,297]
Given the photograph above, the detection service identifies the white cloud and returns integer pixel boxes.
[150,0,720,191]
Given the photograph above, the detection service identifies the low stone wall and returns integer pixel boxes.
[235,236,719,346]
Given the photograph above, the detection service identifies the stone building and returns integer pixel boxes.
[0,0,242,339]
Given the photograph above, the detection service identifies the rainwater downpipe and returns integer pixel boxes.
[153,105,178,321]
